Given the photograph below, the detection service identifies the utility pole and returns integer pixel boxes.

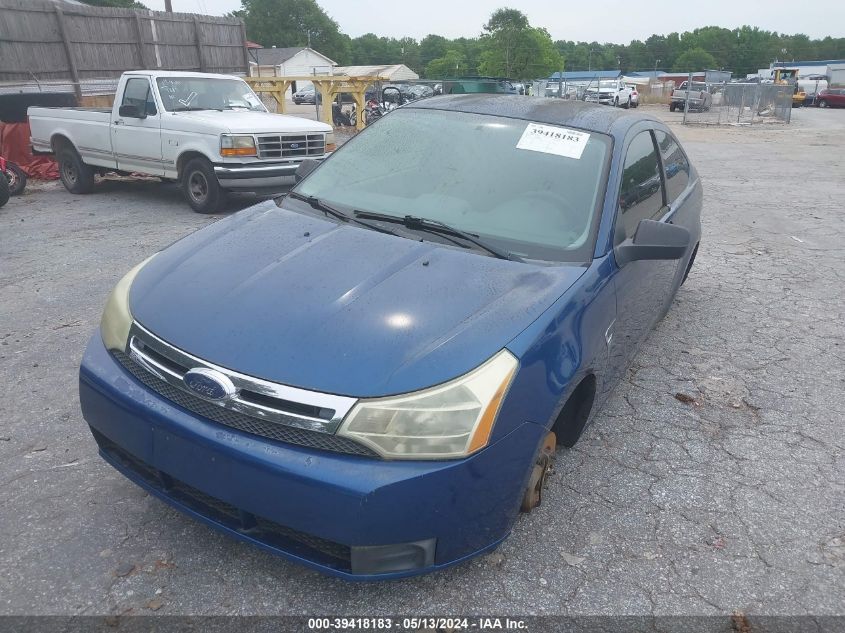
[588,48,595,71]
[164,0,173,11]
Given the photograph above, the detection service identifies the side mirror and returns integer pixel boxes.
[118,104,146,119]
[615,219,690,267]
[294,159,320,183]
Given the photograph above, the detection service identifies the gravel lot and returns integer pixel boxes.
[0,105,843,625]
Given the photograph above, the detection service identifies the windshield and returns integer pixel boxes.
[294,109,610,262]
[156,77,266,112]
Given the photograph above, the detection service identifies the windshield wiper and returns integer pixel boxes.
[354,211,522,262]
[286,192,399,236]
[172,106,221,112]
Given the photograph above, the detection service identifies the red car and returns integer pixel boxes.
[816,89,845,108]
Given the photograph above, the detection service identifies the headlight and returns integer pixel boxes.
[337,350,518,460]
[100,255,156,352]
[325,131,336,152]
[220,135,257,157]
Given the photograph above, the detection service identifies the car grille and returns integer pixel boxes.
[112,349,378,457]
[92,428,352,568]
[257,133,325,159]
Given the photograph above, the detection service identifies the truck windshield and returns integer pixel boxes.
[155,77,266,112]
[294,109,610,263]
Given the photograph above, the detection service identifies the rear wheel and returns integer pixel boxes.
[182,157,224,214]
[624,96,631,109]
[3,161,26,196]
[57,147,95,194]
[818,99,828,108]
[669,102,677,112]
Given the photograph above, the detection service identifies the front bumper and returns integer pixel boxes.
[79,333,545,580]
[213,159,324,191]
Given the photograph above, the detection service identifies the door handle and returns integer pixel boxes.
[113,120,124,125]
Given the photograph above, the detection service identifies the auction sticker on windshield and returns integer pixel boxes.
[516,123,590,159]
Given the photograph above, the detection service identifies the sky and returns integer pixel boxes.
[145,0,843,44]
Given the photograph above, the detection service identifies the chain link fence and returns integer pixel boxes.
[680,83,793,125]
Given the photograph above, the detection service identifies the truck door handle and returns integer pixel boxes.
[113,120,124,125]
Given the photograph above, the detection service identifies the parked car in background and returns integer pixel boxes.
[28,71,335,213]
[584,80,635,108]
[80,96,701,580]
[669,81,712,112]
[293,87,317,105]
[816,88,845,108]
[628,85,640,108]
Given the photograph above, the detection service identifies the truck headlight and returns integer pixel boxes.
[337,350,518,459]
[220,135,257,157]
[100,255,156,352]
[325,132,336,152]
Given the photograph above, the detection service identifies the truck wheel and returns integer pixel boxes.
[182,158,224,214]
[58,147,95,194]
[669,102,677,112]
[818,99,828,108]
[3,161,26,196]
[0,174,9,208]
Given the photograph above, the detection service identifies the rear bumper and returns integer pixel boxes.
[79,332,544,580]
[213,159,324,191]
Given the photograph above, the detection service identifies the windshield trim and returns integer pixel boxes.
[291,108,614,264]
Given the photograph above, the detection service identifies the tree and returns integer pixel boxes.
[478,9,562,79]
[672,47,718,72]
[425,49,467,78]
[239,0,350,64]
[78,0,148,7]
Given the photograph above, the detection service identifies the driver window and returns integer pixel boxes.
[122,78,157,116]
[616,130,664,245]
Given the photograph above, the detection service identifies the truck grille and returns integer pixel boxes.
[257,133,325,159]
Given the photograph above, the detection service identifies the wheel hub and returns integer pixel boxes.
[520,431,556,512]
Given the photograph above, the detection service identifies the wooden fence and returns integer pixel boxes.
[0,0,249,96]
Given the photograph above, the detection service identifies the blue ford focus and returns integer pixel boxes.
[79,95,701,579]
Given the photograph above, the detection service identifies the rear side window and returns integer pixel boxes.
[654,130,690,203]
[122,78,157,116]
[616,130,664,244]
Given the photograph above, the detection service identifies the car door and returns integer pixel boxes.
[111,77,164,175]
[608,127,680,378]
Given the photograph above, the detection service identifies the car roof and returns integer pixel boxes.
[408,94,659,137]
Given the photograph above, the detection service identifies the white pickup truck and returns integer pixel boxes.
[29,71,335,213]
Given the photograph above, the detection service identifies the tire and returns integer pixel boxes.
[624,97,631,109]
[182,157,224,214]
[669,102,677,112]
[613,97,619,108]
[57,146,95,194]
[0,173,9,208]
[818,99,828,108]
[4,161,26,196]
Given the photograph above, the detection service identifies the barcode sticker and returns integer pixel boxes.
[516,123,590,159]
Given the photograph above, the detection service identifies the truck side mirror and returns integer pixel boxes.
[614,219,690,267]
[118,104,146,119]
[294,159,320,183]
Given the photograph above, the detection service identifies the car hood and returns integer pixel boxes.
[166,110,331,134]
[129,201,586,397]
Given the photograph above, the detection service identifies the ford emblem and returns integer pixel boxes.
[290,143,300,149]
[183,368,237,401]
